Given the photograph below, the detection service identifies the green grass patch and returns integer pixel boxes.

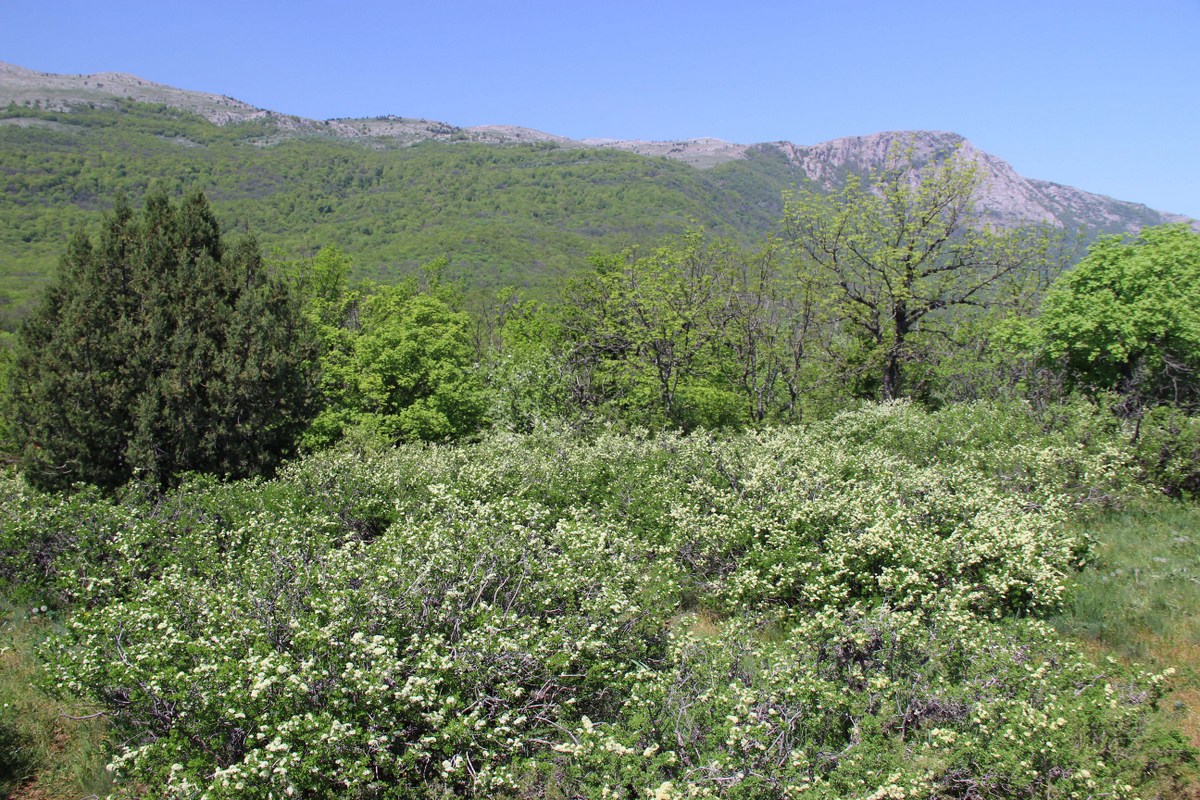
[1054,501,1200,755]
[1054,502,1200,657]
[0,603,112,799]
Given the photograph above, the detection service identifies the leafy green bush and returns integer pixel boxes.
[0,403,1190,797]
[302,267,489,450]
[554,606,1189,800]
[1132,405,1200,499]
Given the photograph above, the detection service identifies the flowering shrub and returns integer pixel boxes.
[549,604,1184,799]
[2,402,1191,797]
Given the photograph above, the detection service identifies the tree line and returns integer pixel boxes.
[4,147,1199,492]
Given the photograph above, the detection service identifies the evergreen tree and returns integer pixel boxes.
[7,188,317,491]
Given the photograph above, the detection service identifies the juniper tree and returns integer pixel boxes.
[8,188,317,491]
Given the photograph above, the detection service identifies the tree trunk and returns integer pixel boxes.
[883,306,910,400]
[883,347,903,400]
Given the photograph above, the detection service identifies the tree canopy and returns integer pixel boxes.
[1039,223,1200,411]
[782,146,1058,400]
[300,254,488,448]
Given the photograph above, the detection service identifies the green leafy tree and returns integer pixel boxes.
[552,231,841,428]
[715,239,834,422]
[304,266,488,447]
[1039,224,1200,411]
[782,145,1058,400]
[555,233,746,428]
[7,188,317,491]
[481,291,576,432]
[289,245,354,330]
[611,233,740,423]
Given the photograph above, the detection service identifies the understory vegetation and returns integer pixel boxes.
[1,403,1197,799]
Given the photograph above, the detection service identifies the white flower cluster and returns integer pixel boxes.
[30,402,1176,798]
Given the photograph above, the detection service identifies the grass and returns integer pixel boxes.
[0,603,112,800]
[1052,500,1200,750]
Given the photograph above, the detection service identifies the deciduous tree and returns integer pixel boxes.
[1039,223,1200,412]
[302,264,488,447]
[783,145,1057,400]
[556,233,741,427]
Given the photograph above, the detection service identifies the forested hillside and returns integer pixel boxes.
[0,101,799,316]
[2,75,1192,330]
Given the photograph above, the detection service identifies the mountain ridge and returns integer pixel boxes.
[3,59,1193,232]
[0,60,1195,315]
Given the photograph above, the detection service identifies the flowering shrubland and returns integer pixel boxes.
[2,402,1193,798]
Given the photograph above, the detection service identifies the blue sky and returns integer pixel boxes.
[3,0,1198,218]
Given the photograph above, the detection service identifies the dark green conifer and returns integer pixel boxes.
[7,188,317,491]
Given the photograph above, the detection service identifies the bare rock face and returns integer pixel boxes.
[1,61,1192,234]
[579,137,751,168]
[465,125,574,145]
[762,131,1194,233]
[770,131,1062,228]
[0,61,266,123]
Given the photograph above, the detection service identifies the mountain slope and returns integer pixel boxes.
[0,61,1192,319]
[0,99,790,311]
[768,130,1193,232]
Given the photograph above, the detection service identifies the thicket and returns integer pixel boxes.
[1,403,1193,799]
[6,174,1199,489]
[5,162,1199,489]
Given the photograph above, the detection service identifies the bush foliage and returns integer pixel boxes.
[2,403,1193,798]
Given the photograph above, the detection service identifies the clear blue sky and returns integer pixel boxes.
[3,0,1198,218]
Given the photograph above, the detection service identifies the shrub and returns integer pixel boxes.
[8,403,1189,797]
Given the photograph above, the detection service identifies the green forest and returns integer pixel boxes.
[0,100,806,320]
[2,122,1200,800]
[0,99,1173,331]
